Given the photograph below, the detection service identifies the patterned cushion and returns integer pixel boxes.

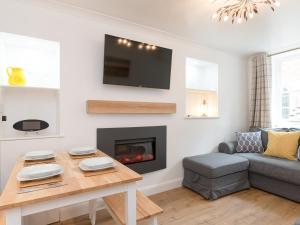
[236,131,264,153]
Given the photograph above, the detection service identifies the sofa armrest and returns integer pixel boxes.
[218,141,237,154]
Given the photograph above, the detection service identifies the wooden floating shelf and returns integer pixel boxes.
[86,100,176,114]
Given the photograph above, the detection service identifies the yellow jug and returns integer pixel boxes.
[6,67,26,86]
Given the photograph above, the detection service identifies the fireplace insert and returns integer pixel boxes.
[115,137,156,165]
[97,126,166,174]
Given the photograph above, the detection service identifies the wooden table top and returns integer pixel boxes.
[0,150,142,210]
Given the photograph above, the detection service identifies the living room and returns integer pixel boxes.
[0,0,299,225]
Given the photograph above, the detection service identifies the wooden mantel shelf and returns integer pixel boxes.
[86,100,176,114]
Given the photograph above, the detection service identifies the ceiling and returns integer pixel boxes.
[51,0,300,55]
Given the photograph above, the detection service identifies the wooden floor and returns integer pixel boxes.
[57,187,300,225]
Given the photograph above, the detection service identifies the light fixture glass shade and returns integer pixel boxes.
[211,0,280,24]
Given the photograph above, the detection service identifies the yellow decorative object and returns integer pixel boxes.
[264,131,300,160]
[6,67,26,86]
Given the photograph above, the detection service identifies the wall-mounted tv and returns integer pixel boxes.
[103,34,172,89]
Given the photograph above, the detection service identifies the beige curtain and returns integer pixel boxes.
[249,53,272,128]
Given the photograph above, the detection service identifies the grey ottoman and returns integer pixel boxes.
[183,153,250,200]
[295,218,300,225]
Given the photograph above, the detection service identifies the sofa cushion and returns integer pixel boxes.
[290,128,300,161]
[237,153,300,186]
[183,153,249,179]
[289,128,300,132]
[264,131,300,160]
[250,128,289,150]
[236,131,264,153]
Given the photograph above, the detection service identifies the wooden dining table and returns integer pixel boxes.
[0,150,143,225]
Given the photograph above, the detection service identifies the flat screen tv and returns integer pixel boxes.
[103,34,172,89]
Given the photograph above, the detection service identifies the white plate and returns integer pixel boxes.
[79,157,114,171]
[79,162,115,171]
[68,150,97,156]
[17,164,64,181]
[69,147,96,156]
[24,150,55,161]
[17,170,64,182]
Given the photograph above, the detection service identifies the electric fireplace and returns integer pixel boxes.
[97,126,166,174]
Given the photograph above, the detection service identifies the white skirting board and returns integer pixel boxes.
[24,177,183,225]
[139,177,183,196]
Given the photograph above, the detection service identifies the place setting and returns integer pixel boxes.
[68,146,118,177]
[17,150,66,194]
[79,156,117,177]
[68,146,99,159]
[23,150,56,166]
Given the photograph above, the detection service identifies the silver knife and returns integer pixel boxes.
[18,183,66,194]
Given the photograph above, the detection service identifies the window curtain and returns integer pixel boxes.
[249,53,272,128]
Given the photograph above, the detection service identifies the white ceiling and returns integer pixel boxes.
[53,0,300,55]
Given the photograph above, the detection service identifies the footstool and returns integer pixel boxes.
[182,153,250,200]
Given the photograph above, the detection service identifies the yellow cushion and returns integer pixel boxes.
[264,131,300,160]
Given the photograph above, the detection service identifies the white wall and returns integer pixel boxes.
[186,58,218,91]
[0,0,248,221]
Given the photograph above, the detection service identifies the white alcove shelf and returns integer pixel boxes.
[185,57,219,118]
[0,32,61,140]
[0,32,60,89]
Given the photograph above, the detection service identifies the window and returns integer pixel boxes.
[272,50,300,127]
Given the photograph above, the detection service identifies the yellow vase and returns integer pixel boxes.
[6,67,26,86]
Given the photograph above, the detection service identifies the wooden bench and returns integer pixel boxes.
[103,191,163,225]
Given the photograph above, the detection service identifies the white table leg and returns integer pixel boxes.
[88,200,97,225]
[149,216,158,225]
[6,208,22,225]
[88,200,93,219]
[125,183,136,225]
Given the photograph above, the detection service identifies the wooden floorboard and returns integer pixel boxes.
[57,187,300,225]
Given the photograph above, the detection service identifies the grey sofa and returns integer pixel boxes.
[219,129,300,202]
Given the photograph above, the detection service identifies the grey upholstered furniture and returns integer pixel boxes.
[182,153,250,200]
[295,218,300,225]
[219,130,300,203]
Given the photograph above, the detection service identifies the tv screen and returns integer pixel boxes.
[103,34,172,89]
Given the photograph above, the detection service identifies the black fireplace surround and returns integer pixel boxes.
[97,126,166,174]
